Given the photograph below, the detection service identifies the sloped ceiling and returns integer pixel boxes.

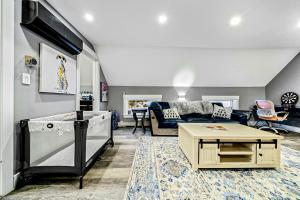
[47,0,300,86]
[96,46,299,87]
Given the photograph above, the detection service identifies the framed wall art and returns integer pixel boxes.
[39,43,77,94]
[100,82,108,102]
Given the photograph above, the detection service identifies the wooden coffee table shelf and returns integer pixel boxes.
[219,145,254,155]
[178,123,283,170]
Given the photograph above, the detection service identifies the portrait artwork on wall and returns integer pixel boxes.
[100,82,108,102]
[39,43,77,94]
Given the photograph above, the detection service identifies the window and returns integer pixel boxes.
[202,96,239,110]
[123,95,162,118]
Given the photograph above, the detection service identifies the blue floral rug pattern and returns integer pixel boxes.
[125,137,300,200]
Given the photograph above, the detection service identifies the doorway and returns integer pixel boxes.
[76,44,100,112]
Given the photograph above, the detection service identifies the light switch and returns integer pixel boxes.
[22,73,31,85]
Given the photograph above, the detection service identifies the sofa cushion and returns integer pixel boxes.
[169,101,213,115]
[185,117,213,123]
[180,113,212,122]
[158,119,185,129]
[212,105,232,119]
[213,118,236,123]
[180,113,212,120]
[163,108,181,119]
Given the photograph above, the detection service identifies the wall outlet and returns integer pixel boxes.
[22,73,31,85]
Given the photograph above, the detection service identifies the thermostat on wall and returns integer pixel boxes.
[22,73,31,85]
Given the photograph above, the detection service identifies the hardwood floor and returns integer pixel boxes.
[281,131,300,151]
[4,127,145,200]
[3,127,300,200]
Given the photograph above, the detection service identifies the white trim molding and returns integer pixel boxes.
[92,61,100,111]
[123,94,162,118]
[0,0,14,196]
[76,44,100,111]
[202,95,240,110]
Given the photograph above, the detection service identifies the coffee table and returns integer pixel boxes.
[178,123,283,170]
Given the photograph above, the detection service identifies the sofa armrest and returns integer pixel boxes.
[231,112,248,125]
[149,110,160,135]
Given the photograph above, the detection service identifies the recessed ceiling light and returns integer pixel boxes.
[158,14,168,24]
[84,13,94,22]
[297,21,300,28]
[230,16,242,27]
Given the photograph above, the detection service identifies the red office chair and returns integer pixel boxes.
[255,100,289,134]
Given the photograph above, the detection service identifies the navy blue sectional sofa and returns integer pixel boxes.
[148,101,248,136]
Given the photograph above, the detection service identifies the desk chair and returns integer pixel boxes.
[255,100,289,134]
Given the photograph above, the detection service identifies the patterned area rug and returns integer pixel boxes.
[125,136,300,200]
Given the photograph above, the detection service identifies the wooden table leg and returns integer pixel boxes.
[141,118,146,134]
[192,139,199,171]
[132,121,137,134]
[132,113,137,134]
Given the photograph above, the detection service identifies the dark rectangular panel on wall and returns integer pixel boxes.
[21,0,83,55]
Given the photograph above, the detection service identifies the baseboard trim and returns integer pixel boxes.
[118,121,150,127]
[13,172,20,189]
[274,123,300,133]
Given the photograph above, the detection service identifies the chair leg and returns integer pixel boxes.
[259,126,279,134]
[275,127,289,133]
[253,120,259,128]
[268,121,289,134]
[271,127,279,134]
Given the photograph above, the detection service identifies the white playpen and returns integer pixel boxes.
[19,111,113,189]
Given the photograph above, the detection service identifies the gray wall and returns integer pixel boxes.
[266,53,300,107]
[14,0,96,172]
[108,86,265,121]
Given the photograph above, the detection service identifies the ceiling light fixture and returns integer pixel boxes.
[297,21,300,28]
[230,16,242,27]
[84,13,94,22]
[158,14,168,24]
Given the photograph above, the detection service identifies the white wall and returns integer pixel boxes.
[0,0,14,196]
[79,54,94,92]
[97,46,299,87]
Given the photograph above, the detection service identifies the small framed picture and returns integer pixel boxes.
[100,82,108,102]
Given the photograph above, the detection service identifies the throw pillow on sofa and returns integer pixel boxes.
[163,108,181,119]
[212,105,232,119]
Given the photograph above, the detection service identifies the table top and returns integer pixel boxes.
[132,108,148,113]
[179,123,283,140]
